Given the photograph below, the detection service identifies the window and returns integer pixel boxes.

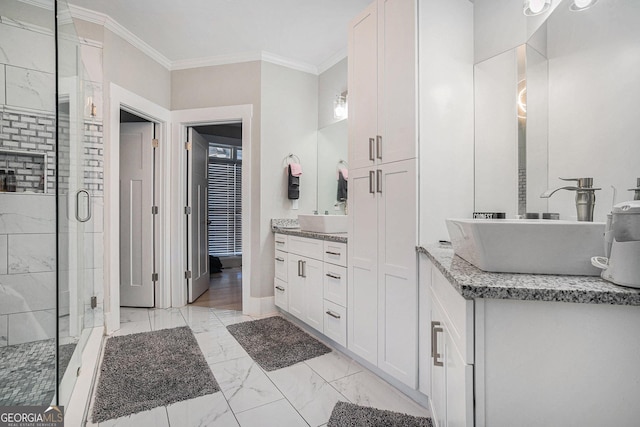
[207,144,242,256]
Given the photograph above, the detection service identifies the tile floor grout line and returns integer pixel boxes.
[258,365,313,427]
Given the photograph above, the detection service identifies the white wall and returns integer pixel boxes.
[260,62,318,298]
[419,0,475,245]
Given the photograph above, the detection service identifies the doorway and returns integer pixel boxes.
[119,109,157,308]
[188,123,243,311]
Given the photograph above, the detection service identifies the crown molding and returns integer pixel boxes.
[0,14,53,35]
[170,51,263,71]
[260,52,318,75]
[16,0,53,10]
[68,4,172,70]
[317,47,347,75]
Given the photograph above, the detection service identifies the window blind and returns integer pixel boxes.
[207,161,242,256]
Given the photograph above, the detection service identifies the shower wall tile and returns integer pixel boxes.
[0,235,7,275]
[0,315,7,347]
[7,309,56,345]
[6,66,55,112]
[0,272,56,315]
[8,233,55,274]
[0,194,55,234]
[0,22,55,72]
[0,65,5,105]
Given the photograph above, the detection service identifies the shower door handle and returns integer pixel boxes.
[75,189,92,223]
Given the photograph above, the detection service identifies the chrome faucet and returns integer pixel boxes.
[540,177,601,222]
[628,178,640,201]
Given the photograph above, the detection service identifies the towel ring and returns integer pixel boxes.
[284,153,301,166]
[336,159,349,172]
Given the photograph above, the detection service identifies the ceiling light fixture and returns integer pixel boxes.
[570,0,598,11]
[523,0,551,16]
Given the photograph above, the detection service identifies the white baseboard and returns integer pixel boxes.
[244,296,276,317]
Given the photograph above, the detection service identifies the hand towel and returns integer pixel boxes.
[337,168,348,180]
[289,163,303,177]
[337,170,348,201]
[287,165,300,200]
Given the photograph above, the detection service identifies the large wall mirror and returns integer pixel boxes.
[474,0,639,222]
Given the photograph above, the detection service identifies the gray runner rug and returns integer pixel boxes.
[328,401,434,427]
[226,316,331,371]
[91,326,219,423]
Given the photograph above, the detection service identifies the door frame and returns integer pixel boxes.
[171,106,252,312]
[105,83,171,334]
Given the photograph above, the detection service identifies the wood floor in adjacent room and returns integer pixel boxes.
[192,267,242,311]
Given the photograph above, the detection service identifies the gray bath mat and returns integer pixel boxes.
[328,401,434,427]
[226,316,331,371]
[92,326,219,423]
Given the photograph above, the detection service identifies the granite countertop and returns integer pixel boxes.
[271,219,348,243]
[418,244,640,306]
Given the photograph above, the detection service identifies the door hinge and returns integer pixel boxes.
[151,206,158,215]
[152,138,159,148]
[185,270,192,279]
[185,206,192,215]
[185,141,192,151]
[152,272,159,282]
[90,296,97,309]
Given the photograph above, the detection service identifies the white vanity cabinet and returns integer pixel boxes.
[274,233,348,343]
[427,260,474,427]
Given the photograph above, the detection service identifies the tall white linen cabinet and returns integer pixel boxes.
[347,0,418,388]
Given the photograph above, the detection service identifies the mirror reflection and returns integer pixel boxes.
[474,0,638,222]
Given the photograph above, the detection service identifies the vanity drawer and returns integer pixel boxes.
[275,233,288,252]
[323,264,347,307]
[324,241,347,267]
[274,278,288,311]
[323,300,347,347]
[274,250,288,281]
[288,236,324,260]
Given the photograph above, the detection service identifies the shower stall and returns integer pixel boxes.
[0,0,104,412]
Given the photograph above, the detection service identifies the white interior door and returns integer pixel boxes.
[120,122,155,307]
[187,127,209,303]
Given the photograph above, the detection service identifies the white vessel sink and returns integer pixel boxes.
[446,219,606,276]
[298,214,348,234]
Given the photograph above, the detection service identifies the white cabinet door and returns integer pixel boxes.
[446,335,474,427]
[377,0,417,164]
[288,256,305,321]
[348,2,378,170]
[377,159,418,387]
[430,296,447,427]
[302,257,324,333]
[348,167,379,365]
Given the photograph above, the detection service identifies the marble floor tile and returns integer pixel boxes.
[330,370,430,418]
[195,332,249,365]
[180,306,225,333]
[119,308,149,324]
[214,310,254,326]
[99,406,169,427]
[305,351,363,382]
[111,320,151,337]
[166,392,239,427]
[267,362,348,427]
[148,308,187,331]
[235,399,308,427]
[210,356,283,414]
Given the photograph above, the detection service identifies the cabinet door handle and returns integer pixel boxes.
[298,260,302,277]
[369,137,375,161]
[326,310,341,319]
[325,251,341,256]
[275,285,285,292]
[325,273,341,280]
[369,170,375,194]
[431,321,444,367]
[376,135,382,160]
[275,257,284,262]
[276,240,285,245]
[376,169,382,194]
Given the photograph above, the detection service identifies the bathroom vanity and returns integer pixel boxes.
[272,221,348,347]
[419,245,640,427]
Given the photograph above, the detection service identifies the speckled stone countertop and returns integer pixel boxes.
[271,219,348,243]
[418,244,640,306]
